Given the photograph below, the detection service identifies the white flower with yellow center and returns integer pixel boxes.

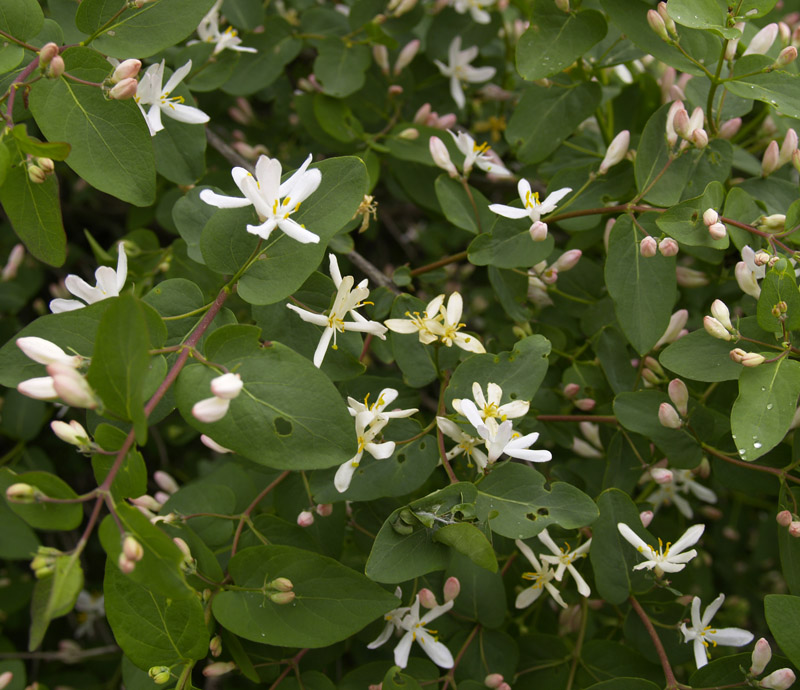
[452,382,529,423]
[617,522,704,576]
[334,412,394,493]
[347,388,417,427]
[393,595,454,669]
[436,416,488,471]
[536,529,592,597]
[434,36,496,109]
[200,153,322,243]
[367,587,409,649]
[188,0,257,55]
[448,129,512,177]
[514,538,567,609]
[385,294,446,345]
[135,60,209,136]
[426,292,486,353]
[50,243,127,313]
[680,594,754,669]
[287,254,387,368]
[489,180,572,233]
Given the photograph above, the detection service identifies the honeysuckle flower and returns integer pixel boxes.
[653,309,688,349]
[192,373,243,423]
[287,254,387,368]
[617,522,704,576]
[489,180,572,239]
[201,153,322,243]
[74,591,105,638]
[536,529,592,597]
[447,130,512,177]
[680,594,754,669]
[452,382,529,422]
[436,416,489,471]
[514,538,567,609]
[434,37,496,109]
[334,413,394,493]
[51,420,92,451]
[368,586,410,650]
[50,243,128,313]
[385,294,443,344]
[188,0,257,55]
[430,136,458,177]
[347,388,417,427]
[17,337,81,368]
[645,467,717,519]
[393,595,454,669]
[135,60,209,136]
[450,0,496,24]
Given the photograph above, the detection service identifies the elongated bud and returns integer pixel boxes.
[725,23,745,60]
[192,396,230,423]
[599,130,630,174]
[530,221,548,241]
[658,402,682,429]
[1,244,25,281]
[397,127,419,140]
[48,363,97,408]
[744,23,778,56]
[51,420,90,448]
[418,588,438,608]
[108,77,138,100]
[779,21,791,45]
[394,39,420,75]
[111,58,141,83]
[640,236,657,257]
[656,2,676,36]
[118,553,136,574]
[200,434,233,453]
[603,218,615,252]
[444,576,461,602]
[642,367,660,385]
[750,638,773,676]
[149,666,171,684]
[17,376,57,400]
[654,309,688,350]
[658,237,679,257]
[563,382,580,398]
[203,662,236,678]
[762,140,780,176]
[131,494,162,512]
[39,42,59,66]
[173,537,192,563]
[315,503,333,517]
[639,510,654,527]
[780,130,799,169]
[269,590,296,605]
[46,55,64,78]
[676,266,708,287]
[123,536,144,562]
[269,577,294,592]
[708,222,726,239]
[704,316,733,341]
[209,635,222,657]
[719,117,742,139]
[710,299,733,331]
[28,164,46,184]
[579,421,601,448]
[703,208,719,226]
[297,510,315,527]
[673,108,691,138]
[760,669,796,690]
[650,467,674,484]
[413,103,432,125]
[692,128,708,149]
[730,348,765,367]
[6,483,37,502]
[571,437,602,458]
[777,510,793,527]
[735,262,761,299]
[37,157,54,175]
[154,470,179,495]
[553,249,581,272]
[665,100,683,147]
[485,674,504,689]
[133,0,158,7]
[668,379,689,416]
[793,148,800,173]
[762,213,786,231]
[429,136,458,177]
[789,521,800,537]
[373,44,389,73]
[572,398,594,412]
[647,10,669,41]
[776,45,798,68]
[554,0,569,10]
[0,672,13,690]
[17,336,79,367]
[210,373,243,399]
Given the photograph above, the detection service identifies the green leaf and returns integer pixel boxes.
[383,667,423,690]
[313,94,364,143]
[474,463,598,540]
[236,157,369,305]
[0,469,83,531]
[212,545,399,647]
[758,260,800,332]
[11,124,71,161]
[92,448,147,502]
[446,335,551,408]
[28,47,156,206]
[506,82,602,164]
[655,181,728,249]
[172,189,215,264]
[730,358,800,461]
[666,0,740,38]
[387,294,438,388]
[727,56,800,119]
[0,43,23,74]
[432,523,497,572]
[314,38,371,98]
[689,652,792,687]
[434,175,492,235]
[152,82,207,185]
[76,0,217,58]
[175,325,357,470]
[0,497,40,560]
[29,554,83,650]
[0,390,47,441]
[0,144,66,267]
[446,551,506,627]
[765,594,800,669]
[468,217,555,268]
[104,559,208,670]
[0,0,44,40]
[736,0,777,17]
[87,296,163,443]
[585,680,661,690]
[516,7,607,81]
[605,215,677,355]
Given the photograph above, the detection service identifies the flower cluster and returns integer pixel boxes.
[135,60,209,136]
[50,243,128,313]
[16,337,96,408]
[188,0,258,55]
[489,180,572,242]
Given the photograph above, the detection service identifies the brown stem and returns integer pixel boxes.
[267,648,309,690]
[436,372,458,484]
[347,249,400,294]
[6,56,40,125]
[460,177,483,233]
[0,28,39,52]
[61,73,103,87]
[0,645,119,661]
[410,250,468,277]
[441,624,481,690]
[536,415,618,424]
[629,596,678,690]
[702,443,800,484]
[230,470,291,558]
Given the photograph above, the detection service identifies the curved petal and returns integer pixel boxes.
[498,400,529,418]
[460,45,479,64]
[50,298,85,313]
[445,292,463,325]
[471,446,489,470]
[453,332,485,353]
[448,36,462,64]
[94,266,120,299]
[450,76,465,109]
[701,594,725,627]
[462,65,495,83]
[517,178,532,204]
[567,565,591,597]
[286,304,327,327]
[365,440,395,460]
[693,638,708,669]
[278,153,313,197]
[671,524,705,554]
[514,538,541,569]
[536,529,560,557]
[145,103,164,134]
[334,455,361,493]
[115,243,128,291]
[541,186,573,211]
[192,396,230,423]
[459,399,484,432]
[418,632,454,668]
[254,155,281,204]
[507,447,552,463]
[617,522,650,553]
[515,586,543,609]
[385,318,421,334]
[433,59,452,77]
[488,203,529,219]
[470,6,491,23]
[199,188,252,209]
[393,632,414,669]
[163,102,209,124]
[277,218,320,244]
[163,60,192,94]
[367,622,394,649]
[284,168,321,205]
[65,275,101,304]
[246,217,279,240]
[328,253,342,287]
[708,627,754,647]
[312,327,334,367]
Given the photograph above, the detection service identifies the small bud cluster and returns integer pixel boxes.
[641,356,665,387]
[640,236,679,258]
[484,672,511,690]
[192,372,243,423]
[263,576,296,604]
[16,337,97,408]
[29,546,63,578]
[647,3,677,42]
[762,129,799,177]
[413,103,457,130]
[777,510,800,538]
[703,208,727,240]
[148,666,171,685]
[417,577,461,611]
[528,250,582,308]
[658,378,689,429]
[373,40,420,77]
[118,536,144,574]
[704,300,739,342]
[665,100,708,150]
[39,42,64,79]
[746,638,796,689]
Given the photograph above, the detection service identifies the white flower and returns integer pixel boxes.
[450,0,496,23]
[617,522,704,576]
[448,130,512,177]
[188,0,257,55]
[452,381,529,423]
[489,180,572,235]
[135,60,209,136]
[334,413,395,493]
[385,294,447,345]
[346,388,417,427]
[50,243,127,313]
[514,538,567,609]
[287,254,387,368]
[680,594,754,669]
[393,595,454,669]
[536,529,592,597]
[434,37,496,109]
[367,587,410,649]
[200,153,322,243]
[646,468,717,519]
[436,416,489,471]
[74,591,105,638]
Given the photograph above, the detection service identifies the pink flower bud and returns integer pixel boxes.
[413,103,432,125]
[656,2,676,35]
[571,437,602,458]
[429,136,458,177]
[154,491,170,505]
[673,108,691,138]
[776,45,798,67]
[574,398,595,412]
[1,243,25,282]
[47,55,64,78]
[485,674,504,689]
[725,23,745,60]
[200,434,233,453]
[650,467,674,484]
[315,503,333,517]
[657,238,677,257]
[211,373,243,400]
[0,672,13,690]
[639,510,654,527]
[603,218,615,252]
[777,510,793,527]
[111,59,141,83]
[123,536,144,562]
[647,9,669,41]
[297,510,315,527]
[553,249,582,272]
[388,84,403,95]
[39,42,59,65]
[763,140,780,176]
[173,537,192,560]
[398,127,419,140]
[744,22,778,56]
[658,402,682,429]
[48,363,97,408]
[209,635,222,657]
[418,588,438,608]
[530,221,548,242]
[599,130,630,174]
[563,383,580,398]
[118,553,136,574]
[665,100,684,146]
[373,44,390,73]
[202,662,236,678]
[17,336,80,367]
[269,590,296,604]
[704,315,733,341]
[760,668,796,690]
[750,638,773,676]
[719,117,742,139]
[779,21,792,45]
[154,470,179,495]
[779,129,799,168]
[108,77,138,100]
[675,266,709,287]
[542,267,558,285]
[789,521,800,537]
[394,39,420,75]
[668,379,689,416]
[437,113,458,129]
[444,575,461,602]
[497,684,511,690]
[640,236,657,257]
[192,396,230,423]
[691,128,709,148]
[793,149,800,173]
[269,577,294,592]
[729,348,766,367]
[710,299,733,331]
[702,208,719,226]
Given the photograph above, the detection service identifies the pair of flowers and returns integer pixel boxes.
[16,337,96,409]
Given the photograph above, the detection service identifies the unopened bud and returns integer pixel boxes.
[173,537,192,561]
[0,672,12,690]
[639,510,654,528]
[762,214,786,231]
[118,553,136,574]
[17,336,79,367]
[745,22,779,56]
[418,588,438,608]
[668,379,689,416]
[210,373,243,399]
[789,521,800,537]
[735,262,761,299]
[640,236,657,257]
[779,21,791,45]
[37,157,54,175]
[46,55,64,78]
[710,299,734,331]
[123,536,144,562]
[111,58,141,83]
[658,237,679,257]
[708,220,727,239]
[760,668,796,690]
[719,117,742,139]
[703,208,719,226]
[599,130,630,174]
[39,42,59,65]
[642,367,660,385]
[108,77,138,100]
[1,243,25,281]
[28,165,46,184]
[554,0,569,10]
[579,421,601,449]
[297,510,314,527]
[485,674,504,689]
[429,136,458,177]
[154,471,179,495]
[563,383,580,398]
[203,662,236,678]
[553,249,582,272]
[444,576,461,602]
[676,266,709,287]
[497,684,511,690]
[793,148,800,173]
[413,103,431,125]
[571,437,602,458]
[149,666,171,684]
[269,577,294,592]
[269,590,296,605]
[6,483,37,502]
[394,39,420,75]
[644,356,663,376]
[658,402,682,429]
[777,510,793,527]
[603,217,615,252]
[657,2,677,36]
[574,398,595,412]
[673,108,691,138]
[750,638,773,676]
[48,362,97,408]
[725,23,745,60]
[397,127,419,140]
[315,503,333,517]
[130,494,163,512]
[192,396,230,423]
[730,348,765,367]
[647,9,669,41]
[388,84,403,95]
[530,221,548,241]
[373,44,389,73]
[650,467,674,484]
[209,635,222,657]
[200,434,233,453]
[692,128,709,148]
[776,45,799,68]
[763,140,780,176]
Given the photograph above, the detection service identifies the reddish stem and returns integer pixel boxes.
[267,648,309,690]
[629,596,678,690]
[230,470,290,558]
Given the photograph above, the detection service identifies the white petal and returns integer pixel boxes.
[459,399,484,432]
[617,522,650,553]
[334,455,361,493]
[462,65,495,83]
[567,565,591,597]
[286,304,328,327]
[694,639,708,669]
[708,628,754,647]
[515,586,543,609]
[701,594,725,627]
[497,400,529,418]
[489,203,530,220]
[277,218,320,244]
[417,631,454,669]
[453,332,485,353]
[367,622,394,649]
[278,153,312,197]
[115,243,127,292]
[199,188,252,209]
[192,396,230,423]
[246,217,279,240]
[671,523,705,554]
[385,318,420,334]
[50,298,85,313]
[515,538,541,569]
[536,529,560,557]
[65,275,101,304]
[541,187,572,211]
[94,266,120,298]
[450,76,465,109]
[328,253,342,287]
[163,60,192,94]
[365,440,395,460]
[145,103,163,134]
[18,376,58,400]
[284,168,321,205]
[506,447,552,463]
[162,102,209,125]
[313,327,334,367]
[445,292,463,326]
[393,632,414,669]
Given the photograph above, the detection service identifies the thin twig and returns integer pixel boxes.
[347,249,400,293]
[629,596,678,690]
